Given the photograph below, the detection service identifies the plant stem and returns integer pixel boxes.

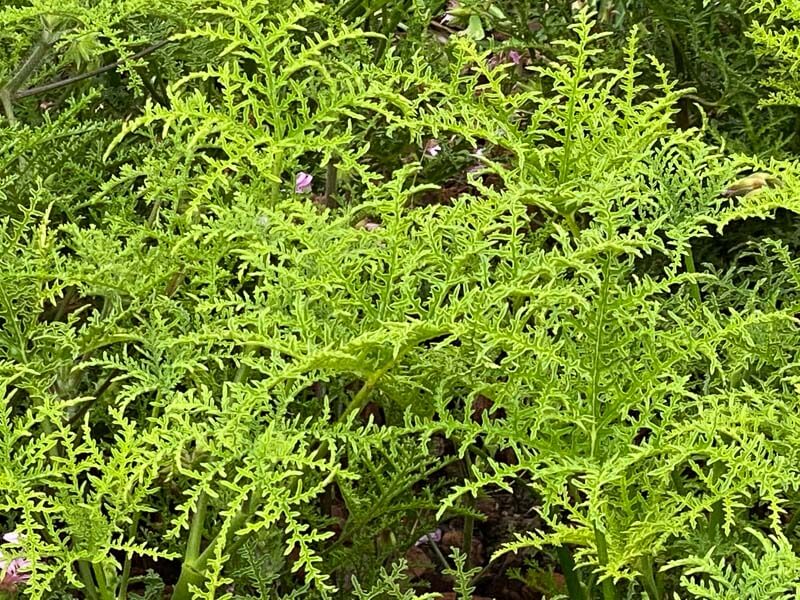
[77,561,100,600]
[271,149,284,204]
[342,358,395,418]
[92,562,114,600]
[564,212,581,238]
[171,492,208,600]
[683,247,702,304]
[461,453,475,569]
[171,492,261,600]
[1,28,60,124]
[556,545,585,600]
[0,91,15,126]
[116,513,141,600]
[639,556,661,600]
[185,492,208,563]
[233,344,256,385]
[324,159,338,205]
[594,528,616,600]
[427,532,451,571]
[708,461,725,537]
[15,40,172,100]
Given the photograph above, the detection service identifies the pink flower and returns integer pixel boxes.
[425,139,442,157]
[0,557,31,592]
[414,528,442,547]
[509,50,522,65]
[295,172,313,194]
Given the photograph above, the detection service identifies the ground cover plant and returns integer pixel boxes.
[2,1,800,599]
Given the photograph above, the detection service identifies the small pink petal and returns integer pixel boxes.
[509,50,522,65]
[0,558,31,592]
[2,532,20,544]
[295,172,313,194]
[414,528,442,546]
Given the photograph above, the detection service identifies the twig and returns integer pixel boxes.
[429,19,458,35]
[14,39,173,100]
[1,29,60,123]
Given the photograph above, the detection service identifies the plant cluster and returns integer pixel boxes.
[2,1,800,599]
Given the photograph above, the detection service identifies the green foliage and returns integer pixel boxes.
[446,0,798,154]
[2,2,800,600]
[750,0,800,108]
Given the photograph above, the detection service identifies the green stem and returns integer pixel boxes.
[324,159,338,205]
[116,513,141,600]
[684,247,702,304]
[53,287,76,322]
[92,562,114,600]
[461,453,475,570]
[270,149,284,204]
[171,492,261,600]
[171,492,208,600]
[589,256,611,459]
[233,344,256,385]
[15,40,171,100]
[77,561,100,600]
[427,532,451,571]
[0,91,15,126]
[558,42,584,185]
[564,211,581,238]
[1,29,59,124]
[185,492,208,563]
[556,545,585,600]
[342,358,395,418]
[594,528,616,600]
[639,556,661,600]
[708,461,725,537]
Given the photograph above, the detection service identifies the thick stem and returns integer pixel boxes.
[594,528,616,600]
[171,492,261,600]
[92,562,114,600]
[185,492,208,563]
[0,91,15,125]
[171,492,208,600]
[77,561,100,600]
[555,546,585,600]
[639,556,661,600]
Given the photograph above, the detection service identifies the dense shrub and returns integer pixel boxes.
[2,1,800,599]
